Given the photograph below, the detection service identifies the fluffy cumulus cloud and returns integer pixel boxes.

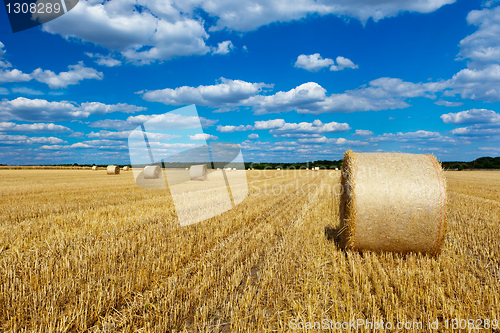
[212,41,234,55]
[189,133,218,140]
[38,0,454,64]
[85,53,122,67]
[40,0,211,65]
[0,134,66,145]
[442,109,500,137]
[142,78,272,107]
[0,122,72,133]
[198,0,456,32]
[369,130,459,144]
[269,119,350,137]
[457,6,500,69]
[253,119,286,129]
[434,100,463,107]
[0,97,146,122]
[89,114,217,130]
[294,54,357,72]
[248,133,259,139]
[217,124,253,133]
[0,61,102,88]
[297,136,368,145]
[88,130,181,140]
[294,54,334,72]
[354,129,373,136]
[330,56,359,71]
[40,139,128,150]
[441,109,500,125]
[31,62,103,89]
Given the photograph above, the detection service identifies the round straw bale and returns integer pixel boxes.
[338,150,446,255]
[143,165,162,179]
[107,165,120,175]
[190,164,207,181]
[123,166,130,171]
[92,165,98,171]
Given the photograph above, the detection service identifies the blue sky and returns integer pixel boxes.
[1,0,500,164]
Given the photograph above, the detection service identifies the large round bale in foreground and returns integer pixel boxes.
[339,150,446,255]
[143,165,162,179]
[92,165,98,171]
[190,164,207,181]
[107,165,120,175]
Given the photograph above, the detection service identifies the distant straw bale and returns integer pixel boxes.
[107,165,120,175]
[190,164,207,181]
[143,165,162,179]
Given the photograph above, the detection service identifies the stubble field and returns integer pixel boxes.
[0,169,499,332]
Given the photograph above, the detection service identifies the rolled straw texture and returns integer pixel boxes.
[143,165,162,179]
[190,164,207,181]
[107,165,120,175]
[339,150,446,255]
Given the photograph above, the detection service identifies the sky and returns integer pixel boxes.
[1,0,500,164]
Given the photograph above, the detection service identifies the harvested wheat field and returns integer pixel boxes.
[0,169,499,332]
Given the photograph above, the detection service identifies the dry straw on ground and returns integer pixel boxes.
[190,164,207,181]
[339,150,447,255]
[106,165,120,175]
[0,169,498,331]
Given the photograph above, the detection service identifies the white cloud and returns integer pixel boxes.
[189,133,218,140]
[330,56,358,71]
[0,88,9,95]
[142,77,272,107]
[216,124,253,133]
[434,100,463,107]
[450,126,500,136]
[296,136,368,146]
[248,133,259,139]
[41,0,211,65]
[478,146,500,151]
[88,119,134,130]
[441,109,500,125]
[87,130,131,139]
[269,119,350,137]
[0,42,5,58]
[201,0,455,32]
[40,139,129,150]
[253,119,286,129]
[0,122,72,133]
[294,54,334,72]
[212,41,234,55]
[85,53,122,67]
[294,54,358,72]
[0,134,66,145]
[11,87,44,95]
[0,97,146,122]
[89,114,217,130]
[37,0,454,64]
[354,129,373,136]
[0,68,31,84]
[31,62,103,89]
[442,64,500,102]
[457,6,500,69]
[369,130,457,143]
[88,130,181,140]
